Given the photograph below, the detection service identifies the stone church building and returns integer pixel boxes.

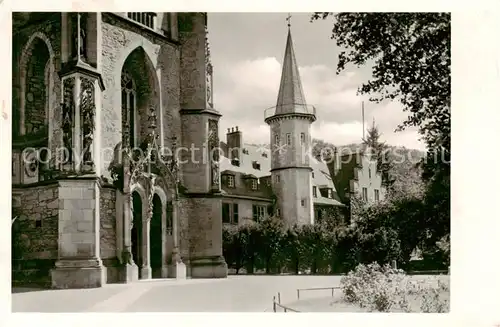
[11,12,227,288]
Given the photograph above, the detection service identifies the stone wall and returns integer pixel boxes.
[178,196,223,261]
[99,186,119,283]
[100,187,116,259]
[12,183,59,286]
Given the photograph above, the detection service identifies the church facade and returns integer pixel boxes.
[11,12,228,289]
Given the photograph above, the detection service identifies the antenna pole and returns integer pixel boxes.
[362,101,365,140]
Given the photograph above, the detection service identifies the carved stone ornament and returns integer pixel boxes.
[80,77,96,167]
[208,119,219,187]
[62,77,75,164]
[24,149,38,177]
[129,193,134,230]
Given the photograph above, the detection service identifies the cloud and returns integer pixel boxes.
[215,58,425,150]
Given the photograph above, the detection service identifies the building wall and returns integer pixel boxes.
[221,197,271,226]
[12,184,59,286]
[350,154,386,204]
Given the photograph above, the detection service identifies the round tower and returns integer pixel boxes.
[265,22,316,226]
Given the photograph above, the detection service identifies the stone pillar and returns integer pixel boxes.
[51,11,107,288]
[168,194,186,279]
[51,179,106,288]
[140,213,152,279]
[178,12,227,278]
[116,190,139,283]
[160,205,168,278]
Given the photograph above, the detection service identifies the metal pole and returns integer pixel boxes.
[273,296,276,312]
[278,292,281,304]
[332,288,334,297]
[297,289,300,300]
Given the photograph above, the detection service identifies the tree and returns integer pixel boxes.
[257,216,285,273]
[311,13,450,266]
[363,119,393,187]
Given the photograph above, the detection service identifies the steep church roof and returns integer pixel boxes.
[274,27,309,115]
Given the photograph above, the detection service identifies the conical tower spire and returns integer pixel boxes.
[274,23,308,115]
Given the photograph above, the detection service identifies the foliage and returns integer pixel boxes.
[341,262,406,311]
[341,263,449,312]
[311,13,450,266]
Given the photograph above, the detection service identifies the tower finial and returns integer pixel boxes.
[286,13,292,28]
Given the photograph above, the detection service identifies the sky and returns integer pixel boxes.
[208,13,426,151]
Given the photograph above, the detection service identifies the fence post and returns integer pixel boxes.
[278,292,281,304]
[273,296,276,312]
[332,288,334,297]
[297,289,300,300]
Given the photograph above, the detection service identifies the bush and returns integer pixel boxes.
[340,263,449,312]
[341,262,406,311]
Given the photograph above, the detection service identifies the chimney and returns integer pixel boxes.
[226,126,243,163]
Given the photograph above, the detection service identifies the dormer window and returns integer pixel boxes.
[127,12,157,29]
[251,179,258,190]
[252,161,261,170]
[243,148,249,155]
[231,158,240,167]
[227,175,235,188]
[328,189,333,199]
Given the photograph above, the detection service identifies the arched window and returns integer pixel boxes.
[121,71,137,147]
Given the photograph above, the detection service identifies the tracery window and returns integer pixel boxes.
[121,71,138,147]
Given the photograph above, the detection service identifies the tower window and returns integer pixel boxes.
[300,133,305,145]
[276,208,280,217]
[313,186,317,198]
[369,168,371,178]
[275,134,279,145]
[301,199,306,207]
[286,133,291,146]
[251,179,258,190]
[312,172,315,178]
[275,175,280,183]
[374,189,380,202]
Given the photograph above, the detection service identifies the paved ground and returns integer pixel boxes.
[11,275,344,312]
[12,275,448,312]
